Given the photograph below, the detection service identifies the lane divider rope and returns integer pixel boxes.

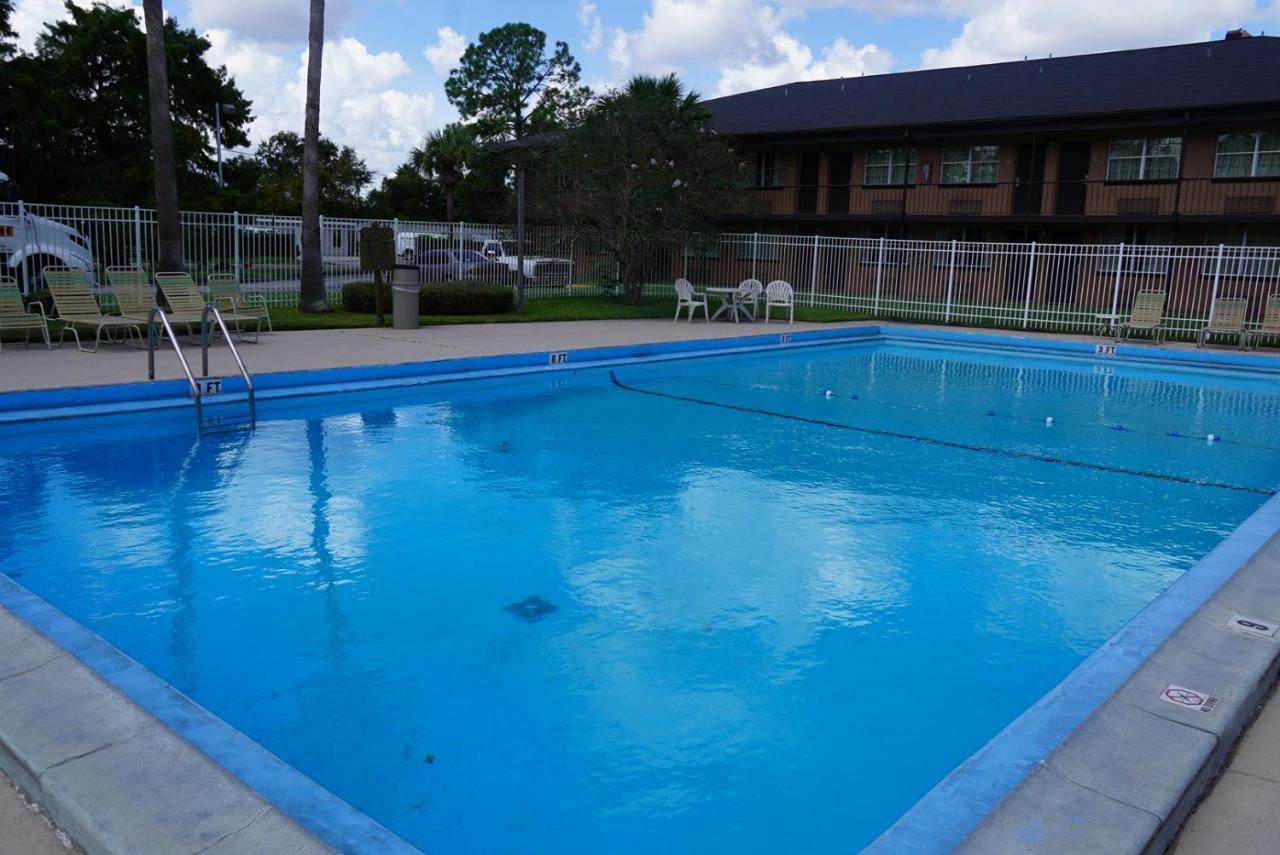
[609,371,1275,496]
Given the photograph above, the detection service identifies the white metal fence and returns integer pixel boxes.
[3,201,1278,337]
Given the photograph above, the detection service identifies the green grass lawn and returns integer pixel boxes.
[269,295,873,331]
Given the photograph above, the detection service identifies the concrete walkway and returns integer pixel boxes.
[0,771,73,855]
[1171,682,1280,853]
[0,319,864,393]
[3,317,1268,395]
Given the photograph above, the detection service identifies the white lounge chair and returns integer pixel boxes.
[764,280,794,324]
[737,278,763,321]
[674,278,708,323]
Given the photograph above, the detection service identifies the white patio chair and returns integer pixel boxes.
[764,280,794,325]
[737,278,763,321]
[673,278,708,323]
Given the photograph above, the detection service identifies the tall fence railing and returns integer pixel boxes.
[2,201,1278,337]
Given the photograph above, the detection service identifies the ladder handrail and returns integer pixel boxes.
[201,303,256,427]
[147,307,203,428]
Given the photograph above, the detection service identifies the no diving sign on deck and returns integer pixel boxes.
[1159,685,1220,714]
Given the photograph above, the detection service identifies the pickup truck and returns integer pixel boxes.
[0,209,96,288]
[477,239,573,285]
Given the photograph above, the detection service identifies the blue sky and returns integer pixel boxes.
[11,0,1280,175]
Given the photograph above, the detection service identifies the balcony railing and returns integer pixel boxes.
[731,178,1280,220]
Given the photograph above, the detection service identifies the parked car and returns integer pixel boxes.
[0,209,96,288]
[414,249,513,284]
[476,238,573,284]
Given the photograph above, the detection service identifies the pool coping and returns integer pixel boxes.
[0,577,418,855]
[0,323,1276,854]
[0,324,1277,425]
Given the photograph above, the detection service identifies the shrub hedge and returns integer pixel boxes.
[341,281,515,316]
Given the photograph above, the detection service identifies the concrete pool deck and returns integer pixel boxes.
[0,318,1277,854]
[1,317,1275,394]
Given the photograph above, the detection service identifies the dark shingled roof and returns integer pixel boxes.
[705,37,1280,138]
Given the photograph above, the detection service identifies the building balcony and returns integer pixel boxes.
[728,177,1280,223]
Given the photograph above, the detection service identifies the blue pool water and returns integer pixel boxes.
[1,340,1279,853]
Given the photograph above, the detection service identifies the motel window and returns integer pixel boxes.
[933,226,991,269]
[681,236,722,259]
[940,145,999,185]
[1205,227,1280,278]
[1214,132,1280,179]
[864,148,916,186]
[1106,136,1181,181]
[735,231,783,262]
[857,224,912,266]
[1097,227,1172,274]
[748,152,784,187]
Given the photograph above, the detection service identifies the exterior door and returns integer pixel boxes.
[797,153,820,214]
[1046,232,1082,304]
[1055,143,1091,216]
[826,153,851,215]
[1013,143,1047,215]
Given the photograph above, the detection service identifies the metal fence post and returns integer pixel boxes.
[945,239,957,322]
[232,211,242,278]
[751,232,759,281]
[457,220,465,280]
[1207,243,1225,324]
[1109,243,1125,317]
[873,237,885,316]
[132,205,143,268]
[17,200,31,290]
[1021,241,1038,329]
[809,234,819,306]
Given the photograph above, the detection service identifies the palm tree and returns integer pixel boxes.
[299,0,327,312]
[142,0,182,271]
[409,123,474,222]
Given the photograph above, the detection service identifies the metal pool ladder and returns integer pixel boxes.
[147,305,256,435]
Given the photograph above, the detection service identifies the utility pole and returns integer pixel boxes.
[214,103,234,188]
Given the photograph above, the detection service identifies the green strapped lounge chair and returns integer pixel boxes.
[1247,294,1280,350]
[154,271,261,343]
[43,266,144,353]
[1198,297,1249,350]
[1116,290,1167,344]
[206,273,273,334]
[0,276,51,351]
[107,267,203,336]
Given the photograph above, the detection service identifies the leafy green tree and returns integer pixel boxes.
[252,131,371,217]
[445,23,589,141]
[0,0,15,58]
[541,74,746,303]
[2,2,250,205]
[366,165,444,221]
[408,123,475,221]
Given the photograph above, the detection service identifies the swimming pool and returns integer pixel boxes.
[1,334,1278,853]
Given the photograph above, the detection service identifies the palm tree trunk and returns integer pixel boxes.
[142,0,182,272]
[445,186,454,222]
[299,0,328,313]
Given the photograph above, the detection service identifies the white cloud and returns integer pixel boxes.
[187,0,351,44]
[602,0,889,95]
[205,31,445,176]
[716,33,892,94]
[422,26,467,76]
[917,0,1259,68]
[11,0,141,51]
[578,1,604,51]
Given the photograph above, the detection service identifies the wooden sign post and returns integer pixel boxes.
[358,224,396,324]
